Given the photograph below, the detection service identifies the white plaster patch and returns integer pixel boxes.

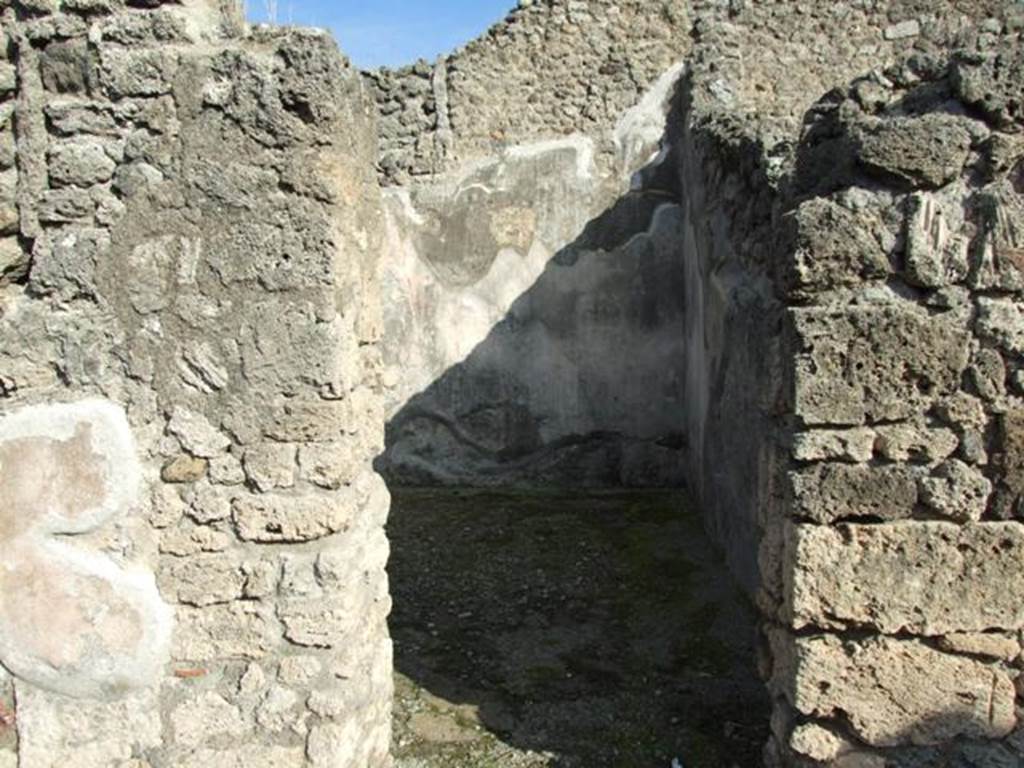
[614,61,685,179]
[0,398,140,537]
[504,135,597,182]
[0,399,171,700]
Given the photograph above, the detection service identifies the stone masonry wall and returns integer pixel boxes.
[770,37,1024,767]
[676,0,1013,607]
[0,1,391,766]
[673,2,1024,764]
[364,0,690,185]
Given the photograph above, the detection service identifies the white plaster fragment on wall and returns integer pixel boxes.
[0,399,171,700]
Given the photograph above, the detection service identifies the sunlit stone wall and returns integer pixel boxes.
[0,1,392,765]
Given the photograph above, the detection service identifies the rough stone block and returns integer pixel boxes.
[792,427,875,463]
[40,39,90,94]
[993,409,1024,519]
[779,198,890,295]
[47,137,117,187]
[279,595,361,649]
[789,463,920,523]
[937,632,1021,661]
[770,632,1017,747]
[176,745,305,768]
[158,553,245,607]
[0,169,17,236]
[172,603,274,662]
[28,227,109,299]
[919,459,992,521]
[904,191,971,288]
[170,692,249,748]
[791,305,970,425]
[264,400,353,443]
[968,183,1024,293]
[242,443,297,491]
[167,407,231,458]
[232,492,354,543]
[239,302,344,396]
[0,237,27,285]
[159,521,232,557]
[98,48,178,98]
[162,454,208,484]
[855,114,972,189]
[977,297,1024,358]
[15,686,163,768]
[298,442,359,489]
[952,45,1024,131]
[787,521,1024,634]
[873,421,959,463]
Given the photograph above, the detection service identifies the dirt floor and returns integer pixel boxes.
[387,488,769,768]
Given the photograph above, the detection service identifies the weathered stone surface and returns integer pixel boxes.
[176,745,305,768]
[789,463,920,523]
[277,655,322,686]
[29,227,109,299]
[789,722,846,763]
[6,1,1023,765]
[771,632,1017,747]
[307,720,362,768]
[98,48,178,98]
[159,522,232,557]
[0,238,27,285]
[185,483,232,524]
[279,595,361,648]
[208,454,245,486]
[993,409,1024,518]
[978,297,1024,358]
[298,442,358,489]
[264,400,353,443]
[904,191,971,288]
[0,4,393,765]
[791,305,970,425]
[919,459,992,521]
[47,138,117,188]
[162,455,208,483]
[855,114,973,189]
[937,632,1021,661]
[953,46,1024,130]
[232,492,353,543]
[873,421,959,464]
[159,553,244,607]
[787,522,1024,634]
[242,443,297,491]
[779,198,890,295]
[170,692,248,747]
[172,603,274,662]
[254,684,301,732]
[792,428,875,463]
[39,39,90,95]
[167,407,231,459]
[15,686,163,768]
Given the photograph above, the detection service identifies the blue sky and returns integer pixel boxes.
[246,0,514,69]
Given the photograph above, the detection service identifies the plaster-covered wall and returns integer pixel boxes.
[376,66,690,487]
[0,1,391,765]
